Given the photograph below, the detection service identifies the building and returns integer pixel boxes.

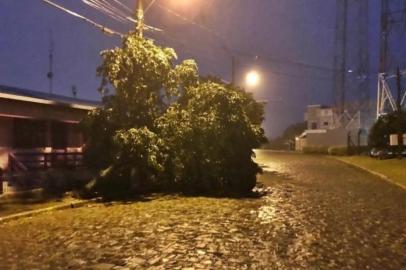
[296,105,367,151]
[0,85,99,193]
[305,105,336,130]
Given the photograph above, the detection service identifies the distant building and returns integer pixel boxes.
[305,105,336,130]
[0,85,99,193]
[296,105,367,151]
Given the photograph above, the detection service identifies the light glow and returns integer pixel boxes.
[245,70,260,87]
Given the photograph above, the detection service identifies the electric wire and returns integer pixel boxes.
[111,0,133,13]
[154,2,338,73]
[145,0,157,15]
[82,0,162,32]
[82,0,128,23]
[42,0,336,82]
[42,0,124,37]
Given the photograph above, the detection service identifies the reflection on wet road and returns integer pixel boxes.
[255,150,406,269]
[0,150,404,269]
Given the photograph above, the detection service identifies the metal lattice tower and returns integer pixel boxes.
[333,0,348,114]
[357,0,370,112]
[380,0,390,73]
[333,0,371,115]
[377,0,406,117]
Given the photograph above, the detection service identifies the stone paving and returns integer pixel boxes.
[0,151,405,269]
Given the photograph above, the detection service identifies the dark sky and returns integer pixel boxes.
[0,0,386,137]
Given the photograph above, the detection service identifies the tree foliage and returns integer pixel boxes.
[156,82,266,193]
[267,122,306,150]
[83,33,266,198]
[369,111,406,147]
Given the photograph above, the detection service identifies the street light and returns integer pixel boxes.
[245,70,260,88]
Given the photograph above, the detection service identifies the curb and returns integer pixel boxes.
[0,198,99,224]
[0,188,43,200]
[334,157,406,191]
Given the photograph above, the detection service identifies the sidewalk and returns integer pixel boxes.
[335,156,406,190]
[0,190,94,222]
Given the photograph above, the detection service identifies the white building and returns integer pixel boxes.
[296,105,367,151]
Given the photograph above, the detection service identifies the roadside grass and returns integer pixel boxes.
[0,191,78,217]
[337,156,406,188]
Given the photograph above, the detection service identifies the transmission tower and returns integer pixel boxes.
[377,0,406,117]
[333,0,371,117]
[356,0,370,112]
[333,0,348,114]
[379,0,406,73]
[380,0,390,73]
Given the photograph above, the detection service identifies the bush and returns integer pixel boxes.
[91,127,166,199]
[156,82,265,194]
[302,146,329,155]
[83,34,266,199]
[39,169,93,197]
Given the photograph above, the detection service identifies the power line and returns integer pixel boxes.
[42,0,124,37]
[156,26,333,83]
[81,0,129,23]
[154,2,338,74]
[42,0,336,83]
[111,0,132,13]
[145,0,157,14]
[80,0,162,32]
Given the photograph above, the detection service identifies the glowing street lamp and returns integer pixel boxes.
[245,70,260,88]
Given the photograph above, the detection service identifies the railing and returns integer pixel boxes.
[9,152,28,172]
[1,150,83,194]
[10,150,83,171]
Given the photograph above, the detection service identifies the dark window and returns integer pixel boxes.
[311,122,318,129]
[14,119,46,148]
[323,122,329,126]
[51,121,68,149]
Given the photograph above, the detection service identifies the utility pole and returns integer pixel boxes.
[136,0,144,38]
[231,55,236,84]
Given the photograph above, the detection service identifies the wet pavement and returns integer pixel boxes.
[0,150,405,269]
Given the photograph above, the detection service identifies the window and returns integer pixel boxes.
[311,122,318,129]
[323,122,329,126]
[14,119,46,148]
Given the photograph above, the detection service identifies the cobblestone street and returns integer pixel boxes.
[0,151,405,269]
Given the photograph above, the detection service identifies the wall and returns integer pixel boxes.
[295,138,307,151]
[0,98,92,169]
[0,116,12,170]
[306,128,348,147]
[67,123,84,148]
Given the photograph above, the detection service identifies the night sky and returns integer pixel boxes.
[0,0,389,137]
